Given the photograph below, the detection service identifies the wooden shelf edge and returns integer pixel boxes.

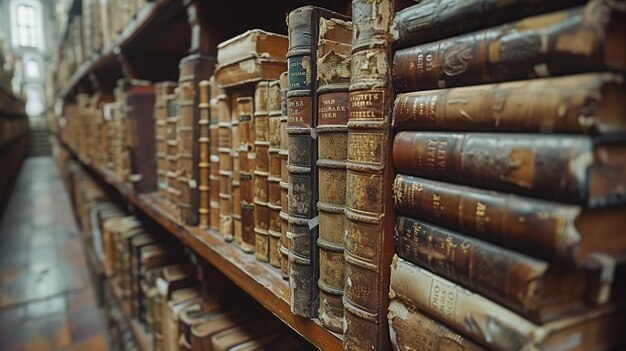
[58,138,343,351]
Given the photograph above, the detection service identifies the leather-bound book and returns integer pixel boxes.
[209,77,222,232]
[393,174,626,263]
[392,73,626,133]
[388,298,484,351]
[315,16,352,333]
[393,132,626,207]
[155,82,177,198]
[254,81,271,262]
[198,80,211,229]
[165,295,202,351]
[215,58,287,89]
[267,79,282,268]
[137,245,183,321]
[344,0,396,348]
[210,319,280,351]
[393,1,626,92]
[392,0,585,48]
[190,309,257,351]
[178,302,219,351]
[390,255,626,350]
[278,71,290,279]
[286,5,350,318]
[238,96,256,253]
[217,30,288,67]
[166,90,181,209]
[230,90,252,249]
[218,92,233,241]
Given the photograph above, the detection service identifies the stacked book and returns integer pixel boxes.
[387,0,626,349]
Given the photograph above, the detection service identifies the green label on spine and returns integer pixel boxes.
[288,56,311,90]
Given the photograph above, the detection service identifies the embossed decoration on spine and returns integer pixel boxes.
[198,80,211,228]
[238,96,255,254]
[268,79,283,268]
[209,77,222,232]
[254,81,271,262]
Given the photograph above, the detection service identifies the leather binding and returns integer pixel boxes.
[278,71,290,279]
[393,1,626,92]
[267,79,282,268]
[166,90,181,209]
[190,309,256,351]
[137,245,184,321]
[218,92,233,241]
[315,16,352,334]
[286,5,349,318]
[159,273,199,351]
[390,255,626,350]
[165,295,201,351]
[124,232,155,300]
[154,82,177,198]
[254,81,271,262]
[230,90,251,249]
[215,58,287,89]
[103,216,140,277]
[178,302,218,351]
[392,73,626,133]
[209,77,222,232]
[123,79,157,193]
[392,132,626,207]
[210,319,279,351]
[198,80,211,229]
[393,174,626,264]
[344,0,396,348]
[392,0,585,48]
[216,30,288,68]
[388,298,483,351]
[238,96,256,253]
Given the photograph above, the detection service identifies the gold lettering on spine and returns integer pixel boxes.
[475,202,487,233]
[425,138,448,172]
[349,90,385,121]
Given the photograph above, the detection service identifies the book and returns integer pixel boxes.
[315,16,352,334]
[230,90,252,250]
[392,132,626,207]
[254,81,270,262]
[393,1,626,92]
[390,255,626,350]
[166,90,181,208]
[278,71,290,279]
[191,310,257,351]
[393,174,626,263]
[154,82,177,198]
[392,73,626,133]
[209,77,222,232]
[238,96,256,253]
[344,0,396,348]
[267,79,283,268]
[215,57,287,89]
[198,80,211,229]
[210,319,280,351]
[218,92,233,241]
[216,30,288,68]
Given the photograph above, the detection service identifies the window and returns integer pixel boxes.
[16,5,38,47]
[25,58,39,79]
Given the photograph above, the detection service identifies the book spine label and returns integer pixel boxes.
[288,56,312,90]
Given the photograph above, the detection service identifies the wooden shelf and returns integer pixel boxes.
[59,138,343,351]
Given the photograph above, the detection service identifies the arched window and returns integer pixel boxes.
[16,4,38,47]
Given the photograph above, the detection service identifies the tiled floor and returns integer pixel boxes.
[0,157,108,351]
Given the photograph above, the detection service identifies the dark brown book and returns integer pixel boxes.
[230,90,252,249]
[218,92,233,241]
[155,82,177,198]
[254,81,270,262]
[209,77,222,232]
[393,1,626,92]
[315,16,352,334]
[198,80,211,229]
[344,0,396,349]
[393,132,626,207]
[190,310,257,351]
[166,90,181,208]
[393,174,626,263]
[238,96,256,254]
[267,79,283,268]
[278,71,290,279]
[392,73,626,133]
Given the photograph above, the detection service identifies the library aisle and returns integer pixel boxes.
[0,157,108,351]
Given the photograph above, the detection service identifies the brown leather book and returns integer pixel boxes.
[344,0,396,348]
[138,245,184,321]
[178,302,219,351]
[392,0,585,48]
[209,77,222,232]
[392,73,626,133]
[267,79,282,268]
[393,132,626,207]
[218,92,233,241]
[388,298,484,351]
[215,58,287,89]
[165,295,202,351]
[155,82,177,198]
[278,71,290,279]
[198,80,211,229]
[238,96,256,254]
[390,255,626,350]
[393,0,626,92]
[315,16,352,334]
[210,319,280,351]
[253,81,271,262]
[166,90,181,209]
[393,174,626,263]
[190,309,256,351]
[217,30,288,68]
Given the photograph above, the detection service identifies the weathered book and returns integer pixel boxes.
[210,319,280,351]
[268,79,283,268]
[393,0,626,92]
[165,293,201,351]
[392,73,626,133]
[230,90,252,250]
[166,90,181,208]
[155,82,177,198]
[215,58,287,89]
[393,174,626,263]
[278,71,290,279]
[178,302,219,350]
[344,0,396,348]
[218,92,233,241]
[209,77,222,232]
[217,30,288,67]
[198,80,211,229]
[392,0,585,48]
[390,255,626,350]
[229,332,301,351]
[238,96,256,254]
[287,5,350,317]
[315,16,352,334]
[190,310,257,351]
[254,81,271,262]
[388,298,484,351]
[137,245,183,321]
[393,132,626,207]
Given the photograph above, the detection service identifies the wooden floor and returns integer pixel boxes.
[0,157,108,351]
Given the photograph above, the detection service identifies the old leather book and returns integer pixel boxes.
[190,309,257,351]
[254,81,271,262]
[393,0,626,92]
[215,58,287,89]
[218,92,233,241]
[165,295,202,351]
[315,16,352,334]
[210,319,280,351]
[392,73,626,133]
[216,30,288,68]
[198,80,211,229]
[388,298,484,351]
[392,0,585,48]
[178,302,219,351]
[138,245,184,321]
[166,90,181,208]
[344,0,396,348]
[393,132,626,207]
[390,255,626,350]
[209,77,222,232]
[267,79,282,268]
[286,5,350,318]
[155,82,177,198]
[230,90,252,249]
[393,174,626,263]
[278,71,290,279]
[238,96,256,253]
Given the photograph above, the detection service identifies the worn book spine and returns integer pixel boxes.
[392,73,626,133]
[218,93,233,241]
[231,90,249,249]
[316,17,352,334]
[166,91,181,209]
[278,71,290,279]
[268,79,283,268]
[393,2,626,92]
[238,96,255,253]
[209,77,221,232]
[155,82,176,198]
[344,0,395,348]
[198,80,211,229]
[391,0,585,48]
[387,298,484,351]
[253,81,271,262]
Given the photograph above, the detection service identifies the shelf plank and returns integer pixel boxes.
[59,139,342,351]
